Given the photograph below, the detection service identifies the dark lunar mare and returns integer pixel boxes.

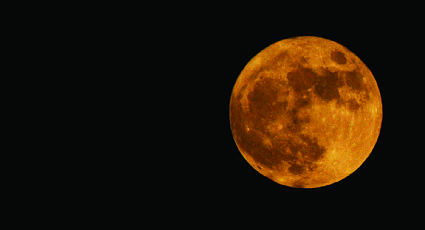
[231,66,328,174]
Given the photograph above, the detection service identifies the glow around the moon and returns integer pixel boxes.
[229,36,382,188]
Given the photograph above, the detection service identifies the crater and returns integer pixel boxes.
[313,69,342,102]
[347,98,361,111]
[330,50,347,65]
[344,70,364,91]
[287,66,317,92]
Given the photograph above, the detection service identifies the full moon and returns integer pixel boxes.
[229,36,382,188]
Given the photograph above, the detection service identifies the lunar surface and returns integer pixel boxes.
[229,36,382,188]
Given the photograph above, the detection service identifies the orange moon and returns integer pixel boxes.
[229,36,382,188]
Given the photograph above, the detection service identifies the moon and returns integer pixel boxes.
[229,36,382,188]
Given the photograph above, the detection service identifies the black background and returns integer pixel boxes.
[66,8,421,221]
[7,3,423,225]
[113,5,423,226]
